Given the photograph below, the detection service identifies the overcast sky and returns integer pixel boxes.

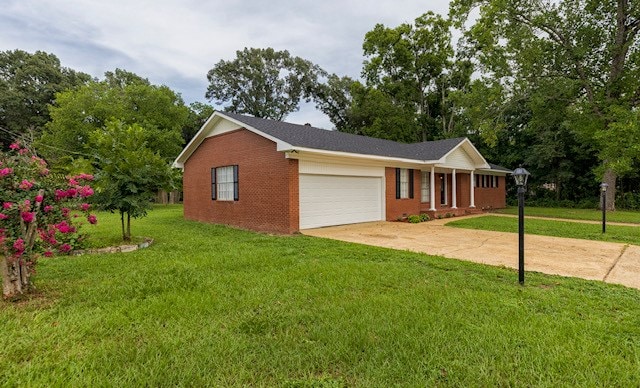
[1,0,452,129]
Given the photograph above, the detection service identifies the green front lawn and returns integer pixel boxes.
[495,206,640,224]
[2,206,640,386]
[448,215,640,245]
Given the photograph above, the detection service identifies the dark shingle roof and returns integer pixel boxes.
[221,111,465,161]
[487,163,512,172]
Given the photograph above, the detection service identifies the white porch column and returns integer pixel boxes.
[429,166,436,211]
[470,170,476,208]
[452,169,457,209]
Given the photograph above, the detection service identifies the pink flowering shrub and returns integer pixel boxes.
[1,141,98,297]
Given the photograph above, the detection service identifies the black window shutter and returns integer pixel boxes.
[233,165,239,201]
[395,168,401,199]
[211,167,217,200]
[409,169,414,199]
[496,176,499,188]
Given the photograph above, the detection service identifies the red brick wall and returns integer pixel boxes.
[182,129,299,234]
[474,175,507,209]
[456,173,471,208]
[385,167,421,220]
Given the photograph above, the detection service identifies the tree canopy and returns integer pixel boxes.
[450,0,640,209]
[0,50,90,146]
[205,47,325,120]
[39,69,188,167]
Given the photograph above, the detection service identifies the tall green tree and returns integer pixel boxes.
[0,50,90,145]
[450,0,640,209]
[311,74,354,131]
[358,11,462,142]
[90,120,175,241]
[40,69,188,167]
[205,47,325,120]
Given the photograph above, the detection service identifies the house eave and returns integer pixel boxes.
[282,146,440,165]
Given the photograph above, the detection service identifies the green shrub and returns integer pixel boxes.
[419,213,430,222]
[407,215,421,223]
[445,212,454,218]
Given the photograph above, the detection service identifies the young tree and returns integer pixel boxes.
[90,120,175,241]
[0,141,95,298]
[450,0,640,209]
[0,50,90,146]
[206,47,325,120]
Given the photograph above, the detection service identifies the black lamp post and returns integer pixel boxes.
[512,166,530,285]
[600,183,609,233]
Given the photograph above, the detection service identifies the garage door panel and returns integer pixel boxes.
[299,174,383,229]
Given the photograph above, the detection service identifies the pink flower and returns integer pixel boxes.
[13,238,25,252]
[44,251,53,258]
[61,208,70,218]
[21,212,35,223]
[80,203,90,211]
[0,213,8,220]
[55,189,67,201]
[19,180,34,190]
[87,214,97,225]
[54,221,75,234]
[44,205,54,213]
[78,186,94,198]
[59,243,72,253]
[40,168,49,176]
[66,188,77,197]
[68,178,79,186]
[31,156,47,166]
[9,143,20,150]
[0,167,13,177]
[3,202,12,209]
[35,195,44,203]
[18,148,28,155]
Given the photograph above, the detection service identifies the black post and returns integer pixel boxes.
[518,186,525,285]
[602,191,606,234]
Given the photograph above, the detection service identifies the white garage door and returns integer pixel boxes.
[299,174,383,229]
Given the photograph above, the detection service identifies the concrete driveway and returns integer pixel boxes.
[302,216,640,290]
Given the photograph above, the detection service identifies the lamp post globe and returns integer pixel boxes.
[513,166,530,187]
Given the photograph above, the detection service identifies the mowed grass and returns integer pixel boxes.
[448,215,640,245]
[1,205,640,386]
[495,206,640,224]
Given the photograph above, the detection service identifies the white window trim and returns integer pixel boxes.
[400,168,409,199]
[216,166,235,201]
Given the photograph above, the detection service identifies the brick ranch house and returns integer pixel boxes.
[173,111,510,234]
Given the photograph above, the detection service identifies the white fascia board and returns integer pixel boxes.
[439,138,491,169]
[284,146,439,166]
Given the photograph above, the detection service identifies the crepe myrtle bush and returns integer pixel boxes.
[0,141,97,298]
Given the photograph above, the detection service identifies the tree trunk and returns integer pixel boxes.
[2,256,29,298]
[120,211,126,241]
[156,189,168,204]
[603,168,617,211]
[126,212,131,242]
